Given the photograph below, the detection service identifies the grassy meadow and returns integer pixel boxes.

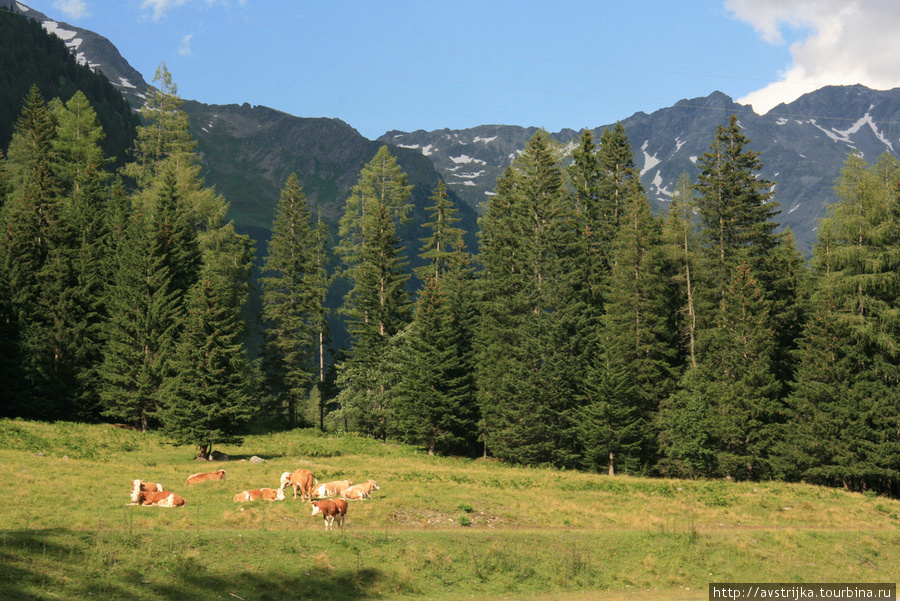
[0,419,898,601]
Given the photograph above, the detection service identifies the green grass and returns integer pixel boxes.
[1,419,898,600]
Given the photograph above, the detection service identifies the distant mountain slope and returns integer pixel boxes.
[182,100,478,255]
[0,0,151,105]
[380,85,900,254]
[0,3,139,163]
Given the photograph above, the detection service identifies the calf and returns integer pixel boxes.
[133,490,186,507]
[341,479,379,500]
[233,488,285,502]
[311,498,348,531]
[186,470,226,485]
[280,469,316,502]
[313,480,353,498]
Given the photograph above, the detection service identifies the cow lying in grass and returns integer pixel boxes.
[131,479,163,496]
[131,489,186,507]
[311,499,348,531]
[313,480,353,498]
[341,479,379,500]
[233,488,285,502]
[186,469,225,485]
[280,469,316,502]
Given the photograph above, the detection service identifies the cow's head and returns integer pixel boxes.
[275,488,285,501]
[311,503,322,517]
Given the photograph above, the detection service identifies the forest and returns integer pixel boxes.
[1,50,899,496]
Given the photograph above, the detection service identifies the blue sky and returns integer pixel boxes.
[23,0,900,140]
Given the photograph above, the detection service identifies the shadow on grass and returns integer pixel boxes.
[0,529,385,601]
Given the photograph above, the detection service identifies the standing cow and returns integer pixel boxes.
[311,499,348,531]
[280,469,316,502]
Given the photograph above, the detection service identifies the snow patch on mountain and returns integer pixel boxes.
[450,155,487,165]
[809,113,894,151]
[640,141,660,177]
[474,136,497,143]
[41,20,100,70]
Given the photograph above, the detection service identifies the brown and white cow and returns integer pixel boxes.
[233,488,285,502]
[280,469,316,502]
[311,498,348,531]
[133,490,186,507]
[186,470,226,485]
[341,479,379,500]
[130,479,163,503]
[313,480,353,498]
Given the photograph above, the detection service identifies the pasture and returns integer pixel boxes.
[0,419,898,600]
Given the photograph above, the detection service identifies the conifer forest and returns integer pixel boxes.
[2,64,899,496]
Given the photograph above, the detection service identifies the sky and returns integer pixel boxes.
[20,0,900,140]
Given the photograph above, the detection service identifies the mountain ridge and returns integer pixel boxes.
[12,0,900,256]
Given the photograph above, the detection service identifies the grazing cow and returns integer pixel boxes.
[133,490,186,507]
[280,469,316,502]
[341,479,379,500]
[311,498,348,531]
[313,480,353,498]
[131,480,163,505]
[186,470,226,485]
[233,488,285,502]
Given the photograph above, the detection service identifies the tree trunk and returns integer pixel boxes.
[609,451,615,477]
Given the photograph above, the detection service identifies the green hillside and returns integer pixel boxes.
[1,420,897,601]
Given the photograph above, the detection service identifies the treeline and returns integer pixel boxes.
[1,67,898,495]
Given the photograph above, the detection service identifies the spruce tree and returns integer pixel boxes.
[476,130,582,467]
[98,211,180,430]
[158,276,256,460]
[335,146,413,438]
[599,178,675,473]
[0,85,63,417]
[393,183,478,455]
[781,153,900,494]
[260,173,330,428]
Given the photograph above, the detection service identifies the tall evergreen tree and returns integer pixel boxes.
[97,211,180,431]
[158,276,256,460]
[476,130,582,467]
[335,146,413,438]
[780,153,900,494]
[394,183,478,455]
[0,85,64,417]
[599,179,675,473]
[260,173,330,428]
[660,116,785,480]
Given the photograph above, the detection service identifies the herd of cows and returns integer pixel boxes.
[129,468,381,531]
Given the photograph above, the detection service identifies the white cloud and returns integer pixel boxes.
[177,33,194,56]
[52,0,89,19]
[141,0,191,20]
[726,0,900,113]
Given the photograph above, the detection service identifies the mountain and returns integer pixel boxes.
[380,86,900,255]
[10,0,900,259]
[0,0,151,105]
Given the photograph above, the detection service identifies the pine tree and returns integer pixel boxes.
[260,173,330,428]
[158,276,256,460]
[335,146,413,438]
